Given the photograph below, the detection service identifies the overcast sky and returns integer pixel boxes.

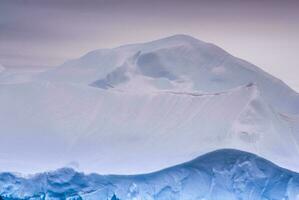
[0,0,298,91]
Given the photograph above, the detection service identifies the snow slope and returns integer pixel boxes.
[0,35,298,175]
[1,149,299,200]
[0,81,298,174]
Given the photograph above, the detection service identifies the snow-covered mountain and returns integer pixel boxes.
[38,35,299,114]
[1,149,299,200]
[0,35,298,175]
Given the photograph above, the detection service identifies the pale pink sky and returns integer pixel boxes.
[1,0,298,91]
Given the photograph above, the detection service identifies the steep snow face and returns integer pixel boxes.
[0,81,298,174]
[1,149,299,200]
[38,35,299,114]
[0,82,252,173]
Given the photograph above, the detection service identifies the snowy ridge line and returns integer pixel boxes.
[1,149,299,200]
[157,82,256,97]
[6,79,256,98]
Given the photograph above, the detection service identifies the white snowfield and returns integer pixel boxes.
[0,35,298,174]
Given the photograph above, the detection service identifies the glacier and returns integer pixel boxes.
[1,149,299,200]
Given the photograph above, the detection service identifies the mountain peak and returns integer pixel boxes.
[143,34,209,50]
[158,34,201,43]
[38,34,299,114]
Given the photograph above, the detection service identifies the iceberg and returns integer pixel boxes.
[1,149,299,200]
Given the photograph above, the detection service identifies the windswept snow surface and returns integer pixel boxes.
[0,35,298,175]
[1,150,299,200]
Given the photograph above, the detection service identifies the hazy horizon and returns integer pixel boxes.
[1,0,298,91]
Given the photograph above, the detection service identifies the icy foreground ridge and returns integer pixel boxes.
[1,150,299,200]
[0,35,298,174]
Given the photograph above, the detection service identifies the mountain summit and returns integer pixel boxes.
[40,34,299,114]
